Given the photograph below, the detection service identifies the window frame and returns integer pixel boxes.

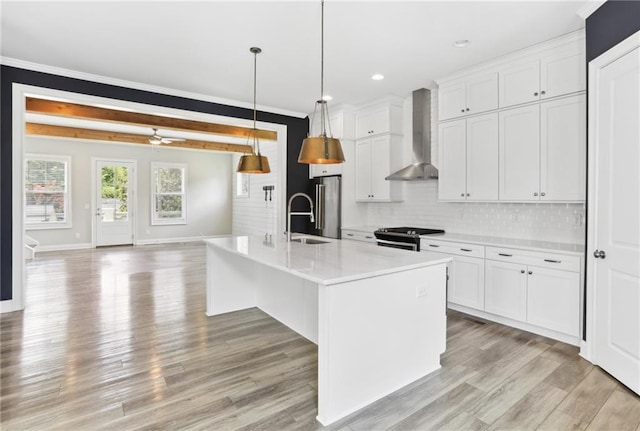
[24,153,72,230]
[151,162,187,225]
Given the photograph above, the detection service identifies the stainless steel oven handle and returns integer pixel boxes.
[376,239,418,251]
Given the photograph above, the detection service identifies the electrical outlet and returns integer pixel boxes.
[416,286,428,297]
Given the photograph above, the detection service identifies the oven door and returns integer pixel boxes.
[376,238,418,252]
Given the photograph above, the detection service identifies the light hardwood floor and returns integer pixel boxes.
[1,242,639,430]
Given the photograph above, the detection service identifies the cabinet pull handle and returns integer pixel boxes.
[528,271,533,275]
[541,90,546,95]
[429,244,440,248]
[461,109,465,113]
[347,233,354,236]
[534,92,539,96]
[541,192,546,197]
[544,259,561,263]
[521,270,525,274]
[534,192,539,196]
[461,248,473,252]
[498,253,513,257]
[466,193,470,197]
[365,236,373,239]
[460,193,465,197]
[466,108,470,112]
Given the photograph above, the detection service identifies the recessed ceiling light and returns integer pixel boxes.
[371,74,385,81]
[453,39,471,48]
[322,95,333,101]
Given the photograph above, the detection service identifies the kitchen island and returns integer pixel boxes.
[204,235,450,425]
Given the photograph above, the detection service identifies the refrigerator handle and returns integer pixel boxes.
[315,184,320,229]
[318,184,325,230]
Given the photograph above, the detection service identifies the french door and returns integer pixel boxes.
[589,39,640,395]
[95,160,136,247]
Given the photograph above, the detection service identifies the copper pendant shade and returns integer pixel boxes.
[237,47,271,174]
[298,0,345,165]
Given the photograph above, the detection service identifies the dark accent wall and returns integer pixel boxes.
[0,65,310,301]
[586,0,640,61]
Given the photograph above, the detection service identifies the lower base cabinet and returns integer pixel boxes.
[449,256,485,310]
[485,260,527,322]
[527,266,580,336]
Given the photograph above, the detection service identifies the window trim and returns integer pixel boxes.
[151,161,187,225]
[24,153,72,230]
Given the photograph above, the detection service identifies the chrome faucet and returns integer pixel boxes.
[287,192,315,242]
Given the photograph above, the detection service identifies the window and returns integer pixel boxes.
[151,162,186,225]
[24,154,71,229]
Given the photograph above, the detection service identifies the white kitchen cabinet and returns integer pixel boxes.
[438,72,498,121]
[422,239,485,310]
[355,103,402,139]
[485,246,581,338]
[499,105,540,201]
[499,95,585,201]
[439,113,499,201]
[309,163,342,178]
[355,135,402,202]
[527,266,580,337]
[498,42,585,108]
[341,228,376,243]
[540,95,586,201]
[485,260,528,322]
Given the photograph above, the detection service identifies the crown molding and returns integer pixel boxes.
[1,56,307,119]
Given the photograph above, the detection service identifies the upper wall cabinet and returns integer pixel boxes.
[498,40,585,108]
[355,103,402,139]
[309,108,355,178]
[438,72,498,121]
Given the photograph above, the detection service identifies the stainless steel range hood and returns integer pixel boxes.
[386,88,438,181]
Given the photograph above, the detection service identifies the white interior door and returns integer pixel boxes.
[95,160,135,247]
[591,45,640,395]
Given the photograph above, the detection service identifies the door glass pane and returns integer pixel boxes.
[101,165,129,222]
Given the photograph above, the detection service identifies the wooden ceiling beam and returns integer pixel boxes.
[26,97,278,141]
[26,123,253,154]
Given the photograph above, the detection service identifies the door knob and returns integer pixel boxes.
[593,249,606,259]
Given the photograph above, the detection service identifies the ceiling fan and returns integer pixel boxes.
[148,128,186,145]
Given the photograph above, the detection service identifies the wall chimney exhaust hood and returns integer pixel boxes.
[385,88,438,181]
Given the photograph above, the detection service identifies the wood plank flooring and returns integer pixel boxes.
[1,242,639,430]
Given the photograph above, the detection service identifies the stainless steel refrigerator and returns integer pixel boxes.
[310,175,341,239]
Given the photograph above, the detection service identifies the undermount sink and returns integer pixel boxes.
[291,237,329,245]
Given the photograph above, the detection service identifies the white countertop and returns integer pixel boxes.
[341,225,380,233]
[204,235,450,286]
[422,232,585,255]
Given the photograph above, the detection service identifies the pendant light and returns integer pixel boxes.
[298,0,345,164]
[237,47,271,174]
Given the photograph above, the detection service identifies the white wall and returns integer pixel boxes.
[356,90,586,245]
[25,136,233,248]
[231,140,279,238]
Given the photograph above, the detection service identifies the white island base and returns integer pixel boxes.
[205,236,449,425]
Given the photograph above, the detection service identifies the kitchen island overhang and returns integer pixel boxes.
[204,235,451,425]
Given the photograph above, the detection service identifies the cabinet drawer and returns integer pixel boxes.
[342,229,376,243]
[486,246,580,272]
[421,239,485,258]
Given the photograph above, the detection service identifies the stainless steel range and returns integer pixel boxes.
[374,227,445,252]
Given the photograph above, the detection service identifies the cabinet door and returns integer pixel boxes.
[485,260,527,322]
[540,95,586,201]
[356,108,390,138]
[309,163,343,179]
[449,255,485,310]
[356,112,373,139]
[540,46,585,99]
[438,82,467,121]
[466,113,499,200]
[370,136,392,200]
[499,60,540,108]
[527,266,580,337]
[438,120,467,200]
[466,72,499,115]
[355,139,373,200]
[499,105,540,201]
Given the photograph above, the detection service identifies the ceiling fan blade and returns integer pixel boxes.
[161,137,186,144]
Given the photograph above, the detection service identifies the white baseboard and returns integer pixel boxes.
[135,236,215,246]
[36,242,93,252]
[1,300,16,314]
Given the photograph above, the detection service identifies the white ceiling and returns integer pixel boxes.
[1,1,588,117]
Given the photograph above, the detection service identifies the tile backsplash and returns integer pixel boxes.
[366,181,585,245]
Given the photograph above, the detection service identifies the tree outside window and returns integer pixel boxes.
[152,162,186,225]
[25,154,71,229]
